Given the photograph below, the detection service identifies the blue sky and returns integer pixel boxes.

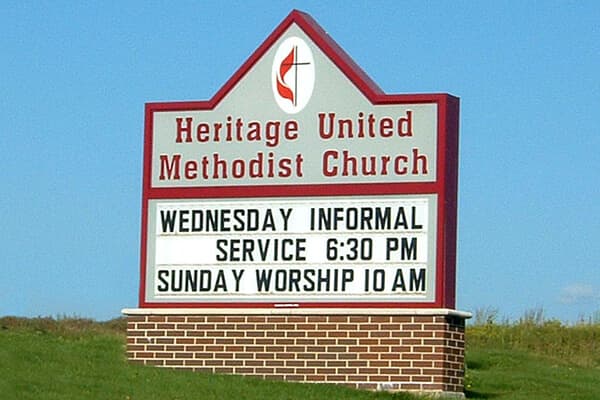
[1,1,598,322]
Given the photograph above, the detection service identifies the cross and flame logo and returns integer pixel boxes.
[272,37,315,114]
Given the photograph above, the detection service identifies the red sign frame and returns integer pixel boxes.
[139,10,459,309]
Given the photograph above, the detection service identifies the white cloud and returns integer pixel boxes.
[559,283,599,304]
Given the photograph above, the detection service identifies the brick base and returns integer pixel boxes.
[123,309,467,396]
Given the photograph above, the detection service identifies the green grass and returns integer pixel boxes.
[1,315,600,399]
[466,348,600,400]
[466,315,600,399]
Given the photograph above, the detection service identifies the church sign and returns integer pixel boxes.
[140,10,459,309]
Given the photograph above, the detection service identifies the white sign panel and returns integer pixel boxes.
[144,195,437,303]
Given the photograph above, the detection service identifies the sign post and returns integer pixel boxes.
[124,10,469,396]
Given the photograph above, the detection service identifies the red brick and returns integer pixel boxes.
[370,360,390,367]
[348,374,368,381]
[126,313,466,395]
[413,361,434,368]
[358,323,378,330]
[390,316,413,323]
[224,316,245,323]
[370,316,391,323]
[276,352,295,360]
[357,338,378,346]
[326,375,347,382]
[413,331,434,338]
[379,368,400,375]
[389,361,412,368]
[206,316,226,323]
[316,368,336,375]
[412,375,433,383]
[348,331,369,338]
[367,374,389,382]
[358,367,378,374]
[234,367,255,374]
[316,323,336,330]
[182,359,204,366]
[288,316,308,323]
[286,330,306,338]
[296,353,316,360]
[185,316,206,323]
[265,360,285,367]
[413,346,434,353]
[247,316,267,323]
[348,316,369,323]
[337,353,358,360]
[316,338,336,346]
[296,323,316,330]
[327,316,349,323]
[414,316,435,323]
[194,352,214,359]
[275,367,294,374]
[359,352,379,360]
[379,353,401,360]
[401,368,421,375]
[348,360,368,367]
[399,383,421,390]
[370,330,391,338]
[295,338,315,345]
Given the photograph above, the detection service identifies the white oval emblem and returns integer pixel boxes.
[271,37,315,114]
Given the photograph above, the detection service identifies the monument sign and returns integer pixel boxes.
[125,10,467,396]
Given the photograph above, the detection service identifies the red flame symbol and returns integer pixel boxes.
[276,46,295,105]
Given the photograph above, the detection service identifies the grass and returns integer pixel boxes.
[466,309,600,399]
[466,348,600,400]
[1,314,600,399]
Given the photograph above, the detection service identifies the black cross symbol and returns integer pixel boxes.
[281,45,311,106]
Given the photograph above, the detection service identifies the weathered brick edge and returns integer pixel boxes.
[123,310,468,396]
